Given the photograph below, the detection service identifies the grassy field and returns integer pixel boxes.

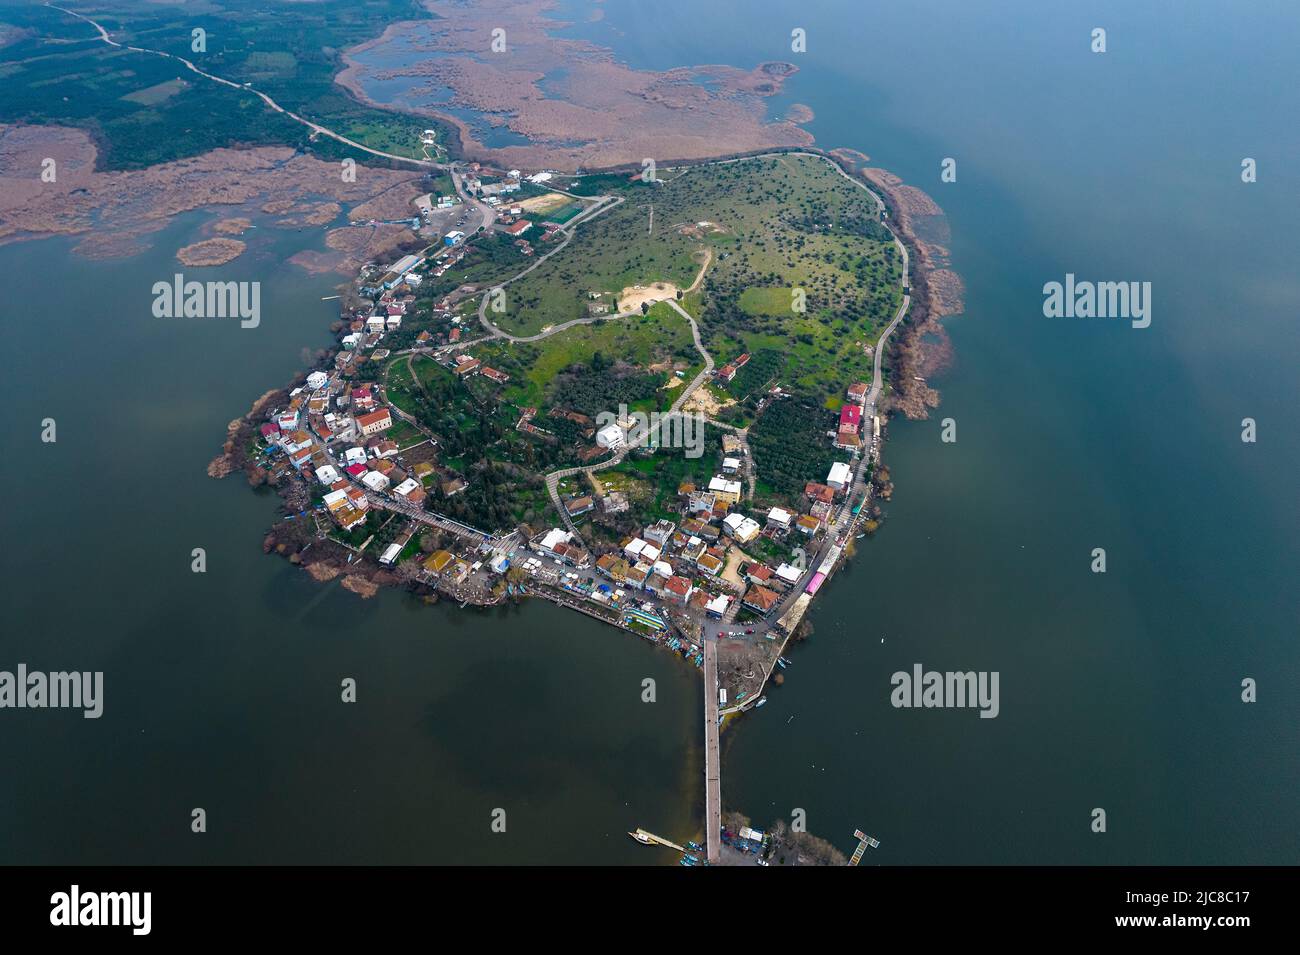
[482,154,901,403]
[472,301,699,411]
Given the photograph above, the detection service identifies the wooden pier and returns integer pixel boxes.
[629,829,686,853]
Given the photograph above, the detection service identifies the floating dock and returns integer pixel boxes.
[849,829,881,866]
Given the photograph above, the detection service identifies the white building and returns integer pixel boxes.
[766,507,793,530]
[361,471,390,492]
[537,528,574,559]
[344,447,368,466]
[723,513,762,543]
[775,563,802,586]
[596,423,626,450]
[393,478,422,501]
[306,371,329,390]
[722,457,741,474]
[827,461,853,490]
[708,475,743,500]
[315,464,341,486]
[623,537,647,561]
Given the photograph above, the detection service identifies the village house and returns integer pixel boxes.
[360,470,390,492]
[423,550,455,576]
[827,461,853,491]
[453,356,481,377]
[565,495,595,517]
[796,514,822,535]
[847,381,869,405]
[622,537,648,562]
[663,576,693,605]
[775,562,803,587]
[723,512,762,544]
[356,408,393,436]
[742,584,780,616]
[746,563,775,587]
[835,403,863,450]
[352,387,377,412]
[705,594,732,618]
[766,507,793,532]
[708,476,742,506]
[481,366,510,385]
[393,478,426,505]
[643,520,676,546]
[696,550,725,577]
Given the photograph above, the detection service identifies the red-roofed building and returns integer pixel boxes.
[663,576,693,605]
[356,408,393,436]
[742,584,780,615]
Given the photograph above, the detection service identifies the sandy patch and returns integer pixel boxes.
[518,192,571,214]
[721,546,755,588]
[681,385,733,418]
[617,281,679,312]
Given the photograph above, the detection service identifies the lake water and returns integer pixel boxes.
[2,0,1296,864]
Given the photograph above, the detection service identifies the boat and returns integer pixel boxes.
[776,657,790,669]
[628,830,653,845]
[755,696,767,708]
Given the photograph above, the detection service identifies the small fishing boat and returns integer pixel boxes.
[755,696,767,708]
[628,830,653,845]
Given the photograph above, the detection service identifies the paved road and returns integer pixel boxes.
[703,637,721,864]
